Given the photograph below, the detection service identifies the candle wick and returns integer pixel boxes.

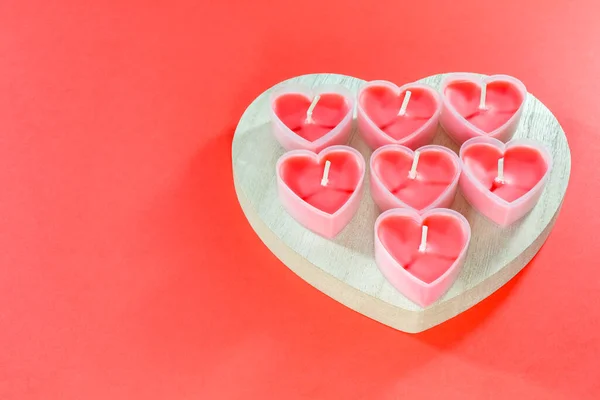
[306,95,321,124]
[495,157,505,184]
[419,225,428,253]
[321,160,331,186]
[398,90,412,116]
[408,150,420,179]
[479,80,487,110]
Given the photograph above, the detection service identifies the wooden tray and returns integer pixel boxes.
[232,73,571,333]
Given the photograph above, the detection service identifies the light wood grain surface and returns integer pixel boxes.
[232,73,571,333]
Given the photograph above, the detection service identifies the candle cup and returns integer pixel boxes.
[459,136,553,227]
[276,145,365,238]
[440,73,527,145]
[357,80,442,150]
[374,208,471,307]
[270,84,355,153]
[370,144,461,214]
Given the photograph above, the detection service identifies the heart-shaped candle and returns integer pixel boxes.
[374,208,471,307]
[459,137,552,226]
[440,73,527,145]
[270,84,355,152]
[276,145,365,238]
[357,80,442,150]
[370,144,461,213]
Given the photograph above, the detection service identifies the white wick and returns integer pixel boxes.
[419,225,428,253]
[496,157,505,184]
[398,90,412,116]
[479,81,487,110]
[321,160,331,186]
[306,95,321,124]
[408,150,420,179]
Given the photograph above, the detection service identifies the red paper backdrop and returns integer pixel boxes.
[1,0,599,399]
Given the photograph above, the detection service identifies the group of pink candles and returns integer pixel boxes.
[271,73,553,307]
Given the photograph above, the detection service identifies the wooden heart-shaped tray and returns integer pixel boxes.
[232,73,570,333]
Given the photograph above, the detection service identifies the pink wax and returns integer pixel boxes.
[371,147,459,211]
[378,213,468,284]
[279,150,362,214]
[374,208,471,306]
[458,137,552,226]
[277,146,365,238]
[439,74,527,145]
[444,80,524,133]
[462,143,548,202]
[360,86,438,140]
[273,93,350,143]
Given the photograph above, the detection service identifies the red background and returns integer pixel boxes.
[1,0,599,399]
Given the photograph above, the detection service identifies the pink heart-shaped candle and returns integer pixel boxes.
[357,81,442,150]
[270,84,355,152]
[459,137,552,226]
[276,145,365,238]
[440,73,527,145]
[370,144,461,213]
[375,208,471,307]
